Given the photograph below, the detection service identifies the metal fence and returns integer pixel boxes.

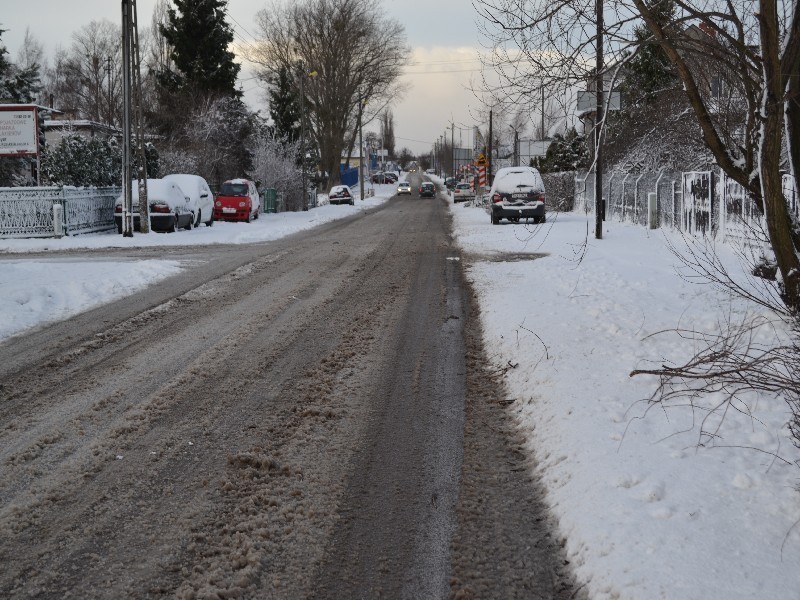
[575,169,798,249]
[0,186,119,238]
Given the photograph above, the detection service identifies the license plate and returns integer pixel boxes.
[222,207,236,213]
[512,193,530,199]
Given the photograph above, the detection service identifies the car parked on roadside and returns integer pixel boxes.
[445,177,457,190]
[452,182,475,203]
[397,181,412,195]
[163,173,214,227]
[487,166,546,224]
[329,185,354,205]
[419,181,436,198]
[114,179,194,233]
[383,172,398,183]
[214,179,260,222]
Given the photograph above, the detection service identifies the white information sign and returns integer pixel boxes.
[0,107,38,156]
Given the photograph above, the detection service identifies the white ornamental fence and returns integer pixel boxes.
[0,186,119,238]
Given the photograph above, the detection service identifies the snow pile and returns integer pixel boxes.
[448,204,800,599]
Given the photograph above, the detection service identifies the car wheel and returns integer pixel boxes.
[117,223,122,234]
[194,210,202,228]
[246,210,252,223]
[185,214,194,230]
[169,216,179,233]
[349,199,354,205]
[206,214,214,227]
[491,212,500,225]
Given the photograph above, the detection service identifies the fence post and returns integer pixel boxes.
[53,202,64,238]
[648,192,658,229]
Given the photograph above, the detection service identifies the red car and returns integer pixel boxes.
[214,179,261,222]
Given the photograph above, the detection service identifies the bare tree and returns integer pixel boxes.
[248,0,409,188]
[52,20,122,125]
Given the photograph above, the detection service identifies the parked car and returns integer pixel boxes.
[163,173,214,227]
[214,179,261,222]
[329,184,354,205]
[383,172,398,183]
[114,179,194,233]
[419,182,436,198]
[445,177,457,190]
[397,181,412,195]
[371,172,389,184]
[452,182,475,203]
[487,166,546,224]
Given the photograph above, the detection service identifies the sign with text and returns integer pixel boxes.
[0,106,38,156]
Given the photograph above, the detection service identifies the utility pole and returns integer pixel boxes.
[513,128,519,166]
[121,0,133,237]
[120,0,148,235]
[106,56,113,126]
[488,109,493,187]
[300,66,307,211]
[595,0,604,240]
[451,122,455,181]
[358,91,364,201]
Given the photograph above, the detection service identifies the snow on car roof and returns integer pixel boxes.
[117,179,187,209]
[491,167,544,192]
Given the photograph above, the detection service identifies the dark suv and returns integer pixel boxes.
[488,166,546,224]
[419,182,436,198]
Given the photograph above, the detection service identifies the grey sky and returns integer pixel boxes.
[1,0,490,155]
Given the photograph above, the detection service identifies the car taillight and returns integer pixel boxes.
[537,193,545,202]
[150,203,171,213]
[492,193,502,203]
[114,205,122,213]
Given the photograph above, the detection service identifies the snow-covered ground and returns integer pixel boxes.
[1,179,799,598]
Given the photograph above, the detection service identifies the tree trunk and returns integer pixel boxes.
[759,0,800,312]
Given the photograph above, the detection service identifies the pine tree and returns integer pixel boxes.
[619,0,679,106]
[158,0,240,96]
[268,66,301,144]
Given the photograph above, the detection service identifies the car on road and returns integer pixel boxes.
[397,181,412,195]
[444,177,457,190]
[488,166,546,224]
[452,182,474,203]
[114,179,194,233]
[163,173,214,228]
[329,185,354,205]
[214,179,260,222]
[419,182,436,198]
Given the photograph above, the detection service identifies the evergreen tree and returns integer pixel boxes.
[540,128,588,173]
[619,0,679,106]
[267,65,301,144]
[158,0,240,96]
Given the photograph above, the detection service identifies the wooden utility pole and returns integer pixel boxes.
[595,0,604,240]
[120,0,148,235]
[488,109,493,186]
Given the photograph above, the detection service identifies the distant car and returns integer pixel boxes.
[488,166,546,224]
[163,173,214,227]
[371,172,389,184]
[419,182,436,198]
[426,168,435,175]
[453,182,475,203]
[397,181,412,195]
[445,177,457,190]
[329,184,354,205]
[214,179,261,222]
[114,179,194,233]
[383,172,398,183]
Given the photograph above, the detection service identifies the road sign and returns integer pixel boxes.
[475,153,487,167]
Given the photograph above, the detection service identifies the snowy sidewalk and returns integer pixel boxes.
[448,202,800,600]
